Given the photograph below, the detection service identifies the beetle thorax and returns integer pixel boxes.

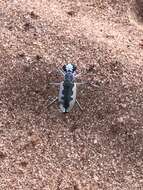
[64,72,74,83]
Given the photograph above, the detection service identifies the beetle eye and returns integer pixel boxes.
[73,65,77,72]
[62,65,66,71]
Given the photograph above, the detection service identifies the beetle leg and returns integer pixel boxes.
[75,82,87,85]
[76,100,83,111]
[75,73,81,78]
[47,97,58,107]
[57,69,65,76]
[49,82,61,85]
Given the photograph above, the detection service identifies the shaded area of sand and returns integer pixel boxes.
[0,0,143,189]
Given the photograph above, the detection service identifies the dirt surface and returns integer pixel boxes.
[0,0,143,189]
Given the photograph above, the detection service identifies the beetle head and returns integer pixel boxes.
[62,64,76,73]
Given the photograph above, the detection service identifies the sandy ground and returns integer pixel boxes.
[0,0,143,189]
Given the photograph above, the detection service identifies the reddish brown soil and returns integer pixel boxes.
[0,0,143,189]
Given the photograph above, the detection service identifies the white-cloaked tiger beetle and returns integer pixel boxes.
[48,64,85,113]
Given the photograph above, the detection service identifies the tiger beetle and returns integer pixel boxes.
[48,64,85,113]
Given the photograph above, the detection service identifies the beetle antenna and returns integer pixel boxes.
[57,69,65,76]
